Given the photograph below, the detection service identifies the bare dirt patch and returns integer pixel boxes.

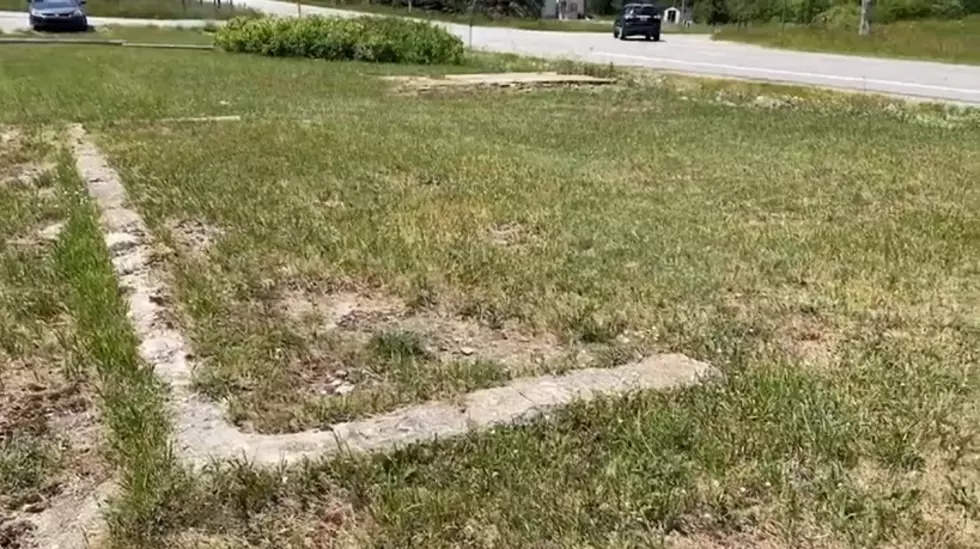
[166,218,223,255]
[0,128,57,188]
[775,310,838,369]
[720,289,840,369]
[0,353,106,549]
[282,288,563,369]
[280,287,568,378]
[665,532,842,549]
[280,289,402,330]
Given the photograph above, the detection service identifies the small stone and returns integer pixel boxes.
[334,383,355,395]
[38,222,64,242]
[23,502,47,514]
[460,346,475,356]
[105,232,139,254]
[334,369,348,379]
[753,95,788,109]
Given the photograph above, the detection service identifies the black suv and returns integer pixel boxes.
[613,3,662,41]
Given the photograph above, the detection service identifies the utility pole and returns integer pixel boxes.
[858,0,871,35]
[468,0,475,48]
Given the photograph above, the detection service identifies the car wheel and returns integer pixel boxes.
[644,33,652,41]
[619,28,628,40]
[652,33,661,42]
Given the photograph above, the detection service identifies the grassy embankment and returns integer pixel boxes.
[715,16,980,65]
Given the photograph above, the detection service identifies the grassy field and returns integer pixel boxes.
[714,16,980,65]
[89,23,218,42]
[4,29,980,549]
[0,0,256,19]
[306,1,713,33]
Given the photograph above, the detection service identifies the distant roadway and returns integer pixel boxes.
[2,2,979,105]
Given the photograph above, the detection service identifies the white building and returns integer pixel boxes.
[542,0,585,19]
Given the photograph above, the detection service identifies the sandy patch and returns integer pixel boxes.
[0,322,108,549]
[167,218,224,254]
[279,288,564,372]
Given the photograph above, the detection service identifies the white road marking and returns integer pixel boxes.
[595,51,980,96]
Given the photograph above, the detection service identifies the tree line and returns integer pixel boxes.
[334,0,980,23]
[590,0,980,23]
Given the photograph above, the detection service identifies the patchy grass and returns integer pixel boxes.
[52,143,186,548]
[0,36,612,125]
[1,121,188,549]
[714,16,980,65]
[0,0,257,19]
[0,128,108,549]
[3,36,980,548]
[94,60,980,541]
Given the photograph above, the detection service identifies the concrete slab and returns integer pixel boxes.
[443,71,615,84]
[385,71,616,91]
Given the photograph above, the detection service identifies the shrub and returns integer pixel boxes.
[214,15,465,65]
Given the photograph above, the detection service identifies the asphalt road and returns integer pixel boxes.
[3,2,980,105]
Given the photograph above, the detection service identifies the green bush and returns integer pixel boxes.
[214,15,465,65]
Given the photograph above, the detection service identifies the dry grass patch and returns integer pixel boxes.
[0,129,108,549]
[167,218,224,255]
[0,128,56,189]
[198,280,612,433]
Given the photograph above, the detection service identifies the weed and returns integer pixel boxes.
[368,330,431,362]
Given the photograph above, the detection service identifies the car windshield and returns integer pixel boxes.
[32,0,78,8]
[625,3,659,15]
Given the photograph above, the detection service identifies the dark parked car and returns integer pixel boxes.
[613,3,662,41]
[28,0,88,31]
